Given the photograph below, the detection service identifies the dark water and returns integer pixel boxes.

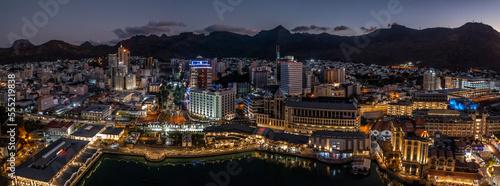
[77,152,386,186]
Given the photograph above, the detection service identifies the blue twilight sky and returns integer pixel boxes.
[0,0,499,47]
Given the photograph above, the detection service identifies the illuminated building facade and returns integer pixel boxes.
[189,89,235,119]
[189,57,213,89]
[423,110,500,139]
[387,91,448,116]
[391,126,431,180]
[310,131,370,159]
[281,62,303,96]
[81,104,113,121]
[445,76,490,90]
[323,68,346,84]
[117,44,130,70]
[285,98,360,135]
[15,138,97,186]
[244,93,264,119]
[313,84,345,97]
[257,96,360,135]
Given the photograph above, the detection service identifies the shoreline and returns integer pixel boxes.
[75,148,409,186]
[101,147,318,161]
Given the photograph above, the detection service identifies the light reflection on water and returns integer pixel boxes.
[78,151,386,186]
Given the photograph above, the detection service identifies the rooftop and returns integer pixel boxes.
[46,121,74,128]
[101,127,125,136]
[82,104,111,113]
[70,124,105,138]
[15,138,89,183]
[312,130,368,138]
[286,100,357,110]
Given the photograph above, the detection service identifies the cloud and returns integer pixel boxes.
[292,25,350,33]
[360,26,378,33]
[333,25,349,31]
[113,21,186,39]
[388,22,398,27]
[309,25,329,32]
[201,24,259,36]
[291,26,310,32]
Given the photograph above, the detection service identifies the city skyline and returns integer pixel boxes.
[3,1,500,185]
[1,0,500,47]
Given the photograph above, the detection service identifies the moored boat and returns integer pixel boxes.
[351,156,371,175]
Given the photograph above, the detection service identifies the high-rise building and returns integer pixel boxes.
[118,44,130,70]
[210,58,218,81]
[216,62,226,74]
[303,71,314,94]
[113,65,127,90]
[237,61,244,75]
[189,57,213,89]
[125,74,136,90]
[281,62,303,96]
[250,66,270,88]
[189,89,235,119]
[108,54,118,69]
[323,68,346,84]
[423,70,436,90]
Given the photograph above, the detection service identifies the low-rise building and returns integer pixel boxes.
[15,138,93,186]
[370,120,395,140]
[45,121,76,136]
[97,127,125,141]
[310,131,371,159]
[81,104,112,120]
[69,124,106,142]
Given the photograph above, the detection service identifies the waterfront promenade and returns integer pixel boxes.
[101,144,317,161]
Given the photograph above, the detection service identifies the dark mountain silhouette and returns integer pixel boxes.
[1,22,500,70]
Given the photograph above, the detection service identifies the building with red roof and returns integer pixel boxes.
[45,120,76,138]
[370,120,394,140]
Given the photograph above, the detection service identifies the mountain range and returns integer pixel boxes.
[1,22,500,70]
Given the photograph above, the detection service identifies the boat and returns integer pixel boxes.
[351,156,370,175]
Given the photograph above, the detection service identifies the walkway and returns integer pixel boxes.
[488,144,500,162]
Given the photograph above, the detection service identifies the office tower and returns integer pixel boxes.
[108,54,118,69]
[210,58,218,81]
[125,74,136,90]
[237,61,244,75]
[216,62,226,74]
[324,68,346,84]
[118,44,130,70]
[253,70,269,88]
[423,70,436,90]
[281,62,303,96]
[304,71,314,94]
[113,65,127,90]
[189,57,212,89]
[251,66,269,88]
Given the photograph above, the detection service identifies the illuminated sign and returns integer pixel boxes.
[190,60,211,68]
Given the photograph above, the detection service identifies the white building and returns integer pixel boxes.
[281,62,303,96]
[125,74,136,90]
[81,104,113,120]
[423,70,440,90]
[189,89,235,119]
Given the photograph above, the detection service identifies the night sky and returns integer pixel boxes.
[1,0,499,47]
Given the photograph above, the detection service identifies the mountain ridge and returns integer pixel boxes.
[1,22,500,70]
